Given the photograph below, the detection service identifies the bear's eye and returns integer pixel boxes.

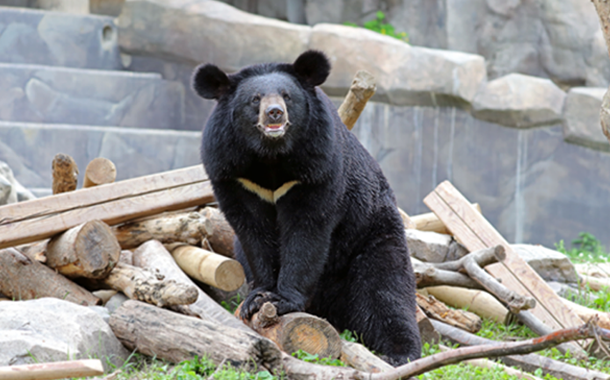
[282,93,291,101]
[252,95,261,104]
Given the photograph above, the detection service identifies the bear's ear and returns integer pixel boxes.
[293,50,331,87]
[192,64,230,99]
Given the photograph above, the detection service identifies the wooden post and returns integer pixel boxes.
[45,220,120,279]
[167,243,245,292]
[51,153,78,194]
[83,157,116,188]
[0,248,100,306]
[337,70,376,131]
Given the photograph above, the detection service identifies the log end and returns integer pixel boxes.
[281,313,342,359]
[215,259,246,292]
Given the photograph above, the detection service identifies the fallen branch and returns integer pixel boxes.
[413,264,483,289]
[416,293,482,333]
[337,70,376,130]
[580,274,610,292]
[432,245,504,272]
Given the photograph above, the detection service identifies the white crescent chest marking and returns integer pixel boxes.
[237,178,300,204]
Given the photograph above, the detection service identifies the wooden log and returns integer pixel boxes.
[108,300,282,371]
[561,297,610,330]
[415,304,441,344]
[199,207,235,258]
[168,243,245,292]
[83,262,198,308]
[0,359,103,380]
[424,181,583,331]
[112,211,210,250]
[397,208,416,229]
[580,274,610,292]
[424,286,509,323]
[413,263,483,289]
[431,319,610,380]
[132,239,250,332]
[51,153,78,194]
[242,302,342,359]
[0,248,100,306]
[575,262,610,278]
[83,157,116,188]
[92,289,118,305]
[45,220,120,279]
[432,245,505,272]
[340,341,393,373]
[409,203,481,234]
[0,165,213,249]
[416,293,482,333]
[337,70,376,131]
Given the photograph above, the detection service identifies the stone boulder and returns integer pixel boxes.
[0,161,35,205]
[512,244,578,284]
[309,23,486,107]
[0,298,129,369]
[563,87,609,151]
[117,0,311,73]
[472,73,566,128]
[405,229,467,263]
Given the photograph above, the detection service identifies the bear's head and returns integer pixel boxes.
[192,50,331,143]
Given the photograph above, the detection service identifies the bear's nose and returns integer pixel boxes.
[266,105,284,122]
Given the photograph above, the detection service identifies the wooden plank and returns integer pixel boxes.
[0,359,103,380]
[0,168,214,249]
[0,165,207,224]
[424,181,583,330]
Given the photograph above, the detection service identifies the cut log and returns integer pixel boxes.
[424,181,583,331]
[112,211,210,250]
[341,341,393,373]
[416,293,482,333]
[242,302,342,359]
[199,207,235,258]
[413,263,483,289]
[409,203,481,234]
[337,70,376,131]
[167,243,245,292]
[0,165,213,249]
[561,297,610,330]
[397,208,416,229]
[83,157,116,188]
[580,274,610,292]
[424,286,509,323]
[0,359,103,380]
[52,153,78,195]
[83,262,198,308]
[132,239,249,332]
[415,304,441,344]
[0,248,100,306]
[432,319,610,380]
[108,300,282,371]
[45,220,120,279]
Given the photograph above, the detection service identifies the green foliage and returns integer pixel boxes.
[344,11,409,43]
[339,329,358,342]
[555,232,609,263]
[291,349,347,367]
[221,294,243,314]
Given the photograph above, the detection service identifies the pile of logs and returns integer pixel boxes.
[0,71,609,380]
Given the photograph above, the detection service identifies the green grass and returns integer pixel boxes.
[556,232,609,264]
[344,11,409,42]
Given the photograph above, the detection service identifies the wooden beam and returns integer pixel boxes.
[0,166,213,249]
[423,181,583,331]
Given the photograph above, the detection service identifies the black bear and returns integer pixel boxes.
[193,50,421,365]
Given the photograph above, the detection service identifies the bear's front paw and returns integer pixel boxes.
[240,289,278,321]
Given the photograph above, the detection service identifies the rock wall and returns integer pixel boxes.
[116,0,610,249]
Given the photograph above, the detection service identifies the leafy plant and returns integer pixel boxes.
[221,294,243,314]
[555,232,609,263]
[345,11,409,43]
[291,349,347,367]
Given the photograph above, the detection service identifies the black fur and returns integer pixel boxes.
[194,50,421,365]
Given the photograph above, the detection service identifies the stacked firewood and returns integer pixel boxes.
[0,72,609,380]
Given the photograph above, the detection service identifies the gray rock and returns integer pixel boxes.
[472,73,566,128]
[105,292,129,314]
[563,87,610,151]
[405,229,460,263]
[511,244,578,283]
[35,0,90,14]
[0,120,201,189]
[0,63,184,129]
[0,298,129,369]
[88,305,111,324]
[117,0,311,73]
[0,161,35,205]
[0,7,121,70]
[309,23,486,107]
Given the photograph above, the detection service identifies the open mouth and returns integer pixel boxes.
[258,122,290,138]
